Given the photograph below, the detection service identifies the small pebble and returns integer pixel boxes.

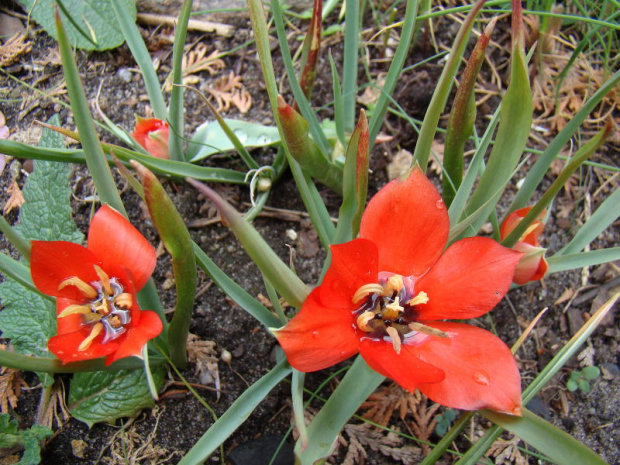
[117,67,132,83]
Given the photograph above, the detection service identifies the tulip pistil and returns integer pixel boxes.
[353,275,440,353]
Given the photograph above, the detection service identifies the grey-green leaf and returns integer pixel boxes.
[17,0,135,51]
[69,367,165,427]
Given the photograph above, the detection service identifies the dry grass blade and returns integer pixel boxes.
[0,33,32,67]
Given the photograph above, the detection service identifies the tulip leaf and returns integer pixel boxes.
[17,0,135,51]
[69,367,165,427]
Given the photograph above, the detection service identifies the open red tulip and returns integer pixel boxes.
[31,205,163,365]
[500,207,548,285]
[274,169,523,415]
[132,117,170,159]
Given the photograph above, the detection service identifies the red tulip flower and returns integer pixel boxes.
[132,117,170,159]
[500,207,548,285]
[274,170,523,415]
[31,205,163,365]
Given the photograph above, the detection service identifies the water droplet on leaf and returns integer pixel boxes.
[436,199,445,210]
[233,129,248,143]
[256,134,271,144]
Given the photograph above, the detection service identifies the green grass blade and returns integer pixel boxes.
[193,244,281,329]
[0,216,30,260]
[558,187,620,255]
[296,356,384,464]
[111,0,167,119]
[481,409,607,465]
[178,359,291,465]
[168,0,193,161]
[329,52,346,147]
[56,12,125,215]
[0,253,48,299]
[508,68,620,213]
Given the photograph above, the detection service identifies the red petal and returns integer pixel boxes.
[359,169,448,277]
[319,239,378,308]
[88,205,156,291]
[48,330,118,364]
[512,242,548,284]
[105,310,163,365]
[275,288,359,372]
[30,241,100,301]
[56,298,85,334]
[359,336,445,389]
[416,322,522,415]
[415,237,522,320]
[500,207,545,246]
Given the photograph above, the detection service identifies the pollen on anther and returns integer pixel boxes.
[114,293,133,309]
[356,311,375,332]
[386,326,401,354]
[78,322,104,351]
[407,291,429,307]
[57,304,91,318]
[94,265,113,295]
[352,283,384,304]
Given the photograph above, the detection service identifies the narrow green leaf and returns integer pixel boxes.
[329,52,346,147]
[342,0,360,133]
[187,179,309,308]
[368,0,420,148]
[547,248,620,274]
[412,0,486,170]
[296,0,322,102]
[508,68,620,213]
[167,0,193,161]
[296,357,384,464]
[178,359,291,465]
[56,12,126,215]
[134,163,193,366]
[110,0,167,119]
[481,409,607,465]
[69,367,165,427]
[193,244,281,328]
[559,187,620,255]
[501,122,612,248]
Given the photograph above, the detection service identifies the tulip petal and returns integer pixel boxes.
[88,205,156,291]
[415,237,521,320]
[416,322,522,415]
[275,289,359,372]
[360,169,449,277]
[359,336,445,389]
[48,330,119,364]
[512,242,548,284]
[105,310,163,365]
[30,241,100,301]
[319,239,378,308]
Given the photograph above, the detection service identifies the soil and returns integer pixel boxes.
[1,1,619,465]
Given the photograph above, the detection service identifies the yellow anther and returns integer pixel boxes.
[386,326,402,354]
[382,275,404,296]
[114,293,133,309]
[408,322,448,338]
[356,311,376,332]
[57,304,92,318]
[78,323,104,351]
[383,296,404,319]
[352,283,384,304]
[94,265,113,296]
[108,315,123,328]
[58,277,98,299]
[407,291,429,307]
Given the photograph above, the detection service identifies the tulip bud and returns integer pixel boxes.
[132,117,170,159]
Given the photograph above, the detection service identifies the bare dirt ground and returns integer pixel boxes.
[1,1,619,464]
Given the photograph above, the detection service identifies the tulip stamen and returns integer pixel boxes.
[78,322,104,351]
[58,277,98,299]
[386,326,401,354]
[408,322,448,338]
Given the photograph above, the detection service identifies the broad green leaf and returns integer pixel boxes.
[0,116,81,386]
[187,119,281,162]
[18,0,135,51]
[69,367,165,427]
[0,414,53,465]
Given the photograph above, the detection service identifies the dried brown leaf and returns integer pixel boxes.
[3,180,24,214]
[164,44,225,91]
[0,34,32,67]
[487,436,527,465]
[343,423,421,465]
[0,367,28,413]
[230,89,252,114]
[187,334,220,399]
